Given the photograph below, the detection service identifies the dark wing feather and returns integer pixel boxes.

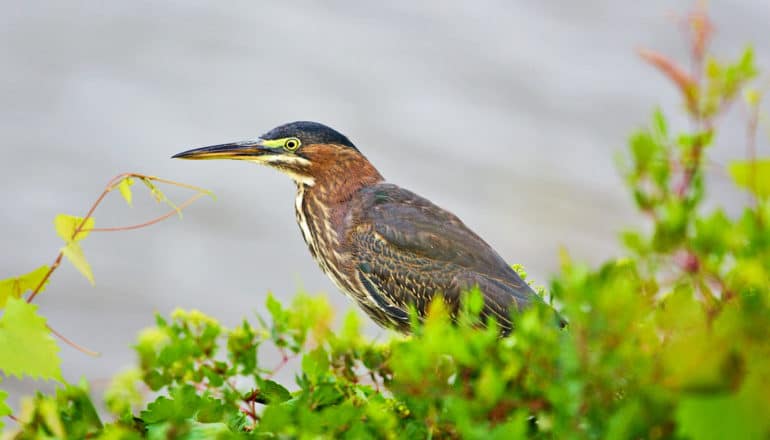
[357,267,410,322]
[347,183,541,331]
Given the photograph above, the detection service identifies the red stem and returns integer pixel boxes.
[267,350,292,380]
[84,192,206,232]
[26,253,63,303]
[47,324,100,357]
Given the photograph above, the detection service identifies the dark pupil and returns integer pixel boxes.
[287,141,296,149]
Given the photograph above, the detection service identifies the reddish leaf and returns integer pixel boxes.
[638,48,698,114]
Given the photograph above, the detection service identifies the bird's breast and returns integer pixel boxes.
[295,185,316,256]
[294,185,361,301]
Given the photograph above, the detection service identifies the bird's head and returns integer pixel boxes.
[173,121,376,187]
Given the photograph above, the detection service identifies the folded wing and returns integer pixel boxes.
[348,184,542,332]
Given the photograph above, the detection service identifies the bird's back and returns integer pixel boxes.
[344,183,543,332]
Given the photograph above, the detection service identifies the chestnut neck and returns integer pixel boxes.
[302,145,384,204]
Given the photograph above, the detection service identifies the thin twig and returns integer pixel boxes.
[240,405,260,422]
[47,324,100,357]
[267,350,293,380]
[135,175,213,196]
[746,96,760,208]
[84,192,207,232]
[26,253,63,303]
[675,139,705,198]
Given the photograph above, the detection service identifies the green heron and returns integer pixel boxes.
[173,121,558,333]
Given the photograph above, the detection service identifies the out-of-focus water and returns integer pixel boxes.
[1,0,768,405]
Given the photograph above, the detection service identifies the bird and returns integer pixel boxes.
[173,121,560,334]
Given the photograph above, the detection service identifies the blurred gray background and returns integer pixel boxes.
[1,0,768,408]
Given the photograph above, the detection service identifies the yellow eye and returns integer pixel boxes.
[284,138,301,151]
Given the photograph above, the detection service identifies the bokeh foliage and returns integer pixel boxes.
[2,7,769,439]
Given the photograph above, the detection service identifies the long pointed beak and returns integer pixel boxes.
[172,139,271,160]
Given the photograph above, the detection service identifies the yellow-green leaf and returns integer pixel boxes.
[39,398,65,437]
[54,214,95,243]
[118,177,134,207]
[727,159,770,199]
[141,178,182,218]
[104,367,143,416]
[0,265,50,308]
[61,242,95,285]
[743,88,761,107]
[0,297,62,381]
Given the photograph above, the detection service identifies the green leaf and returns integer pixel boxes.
[676,392,762,440]
[0,297,61,380]
[56,383,104,435]
[629,130,657,170]
[187,421,231,439]
[118,177,135,207]
[195,397,226,423]
[39,397,66,437]
[266,293,286,323]
[0,265,50,308]
[195,396,227,423]
[143,370,169,391]
[257,378,292,404]
[692,209,733,255]
[476,364,504,406]
[339,310,362,345]
[465,286,484,316]
[141,385,201,424]
[61,241,95,285]
[140,396,177,424]
[0,386,11,432]
[308,382,345,409]
[302,346,330,381]
[54,214,95,243]
[727,159,770,199]
[677,131,714,151]
[104,368,143,416]
[652,107,668,138]
[201,364,224,387]
[511,263,528,280]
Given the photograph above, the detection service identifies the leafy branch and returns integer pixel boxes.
[0,173,212,377]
